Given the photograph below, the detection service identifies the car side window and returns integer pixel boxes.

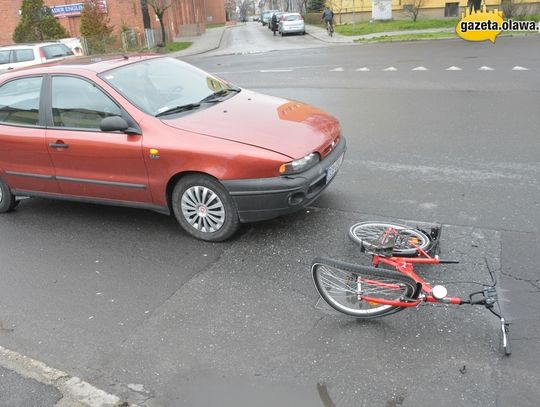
[14,49,35,63]
[0,50,11,65]
[51,76,122,130]
[0,77,42,126]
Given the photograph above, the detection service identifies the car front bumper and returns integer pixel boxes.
[222,136,346,223]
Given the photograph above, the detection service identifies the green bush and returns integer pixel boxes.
[308,0,325,12]
[304,12,325,26]
[80,0,113,54]
[13,0,69,43]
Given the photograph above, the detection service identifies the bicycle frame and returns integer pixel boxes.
[368,249,464,307]
[361,244,465,307]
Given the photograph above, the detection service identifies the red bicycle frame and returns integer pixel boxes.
[360,244,463,307]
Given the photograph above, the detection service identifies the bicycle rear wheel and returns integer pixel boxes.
[349,221,431,256]
[312,257,419,319]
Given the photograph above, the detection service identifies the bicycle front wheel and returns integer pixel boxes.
[349,221,431,256]
[312,257,419,319]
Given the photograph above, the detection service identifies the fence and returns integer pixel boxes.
[80,27,163,55]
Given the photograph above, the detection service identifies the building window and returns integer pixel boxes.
[445,2,460,17]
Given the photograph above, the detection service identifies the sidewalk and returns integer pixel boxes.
[305,24,455,43]
[169,25,230,58]
[166,23,456,58]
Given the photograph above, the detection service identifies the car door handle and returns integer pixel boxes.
[49,141,69,149]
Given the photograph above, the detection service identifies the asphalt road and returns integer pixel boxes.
[1,24,539,406]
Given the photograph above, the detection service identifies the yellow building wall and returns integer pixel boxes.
[326,0,537,13]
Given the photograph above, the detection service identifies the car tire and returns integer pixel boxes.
[171,175,240,242]
[0,177,18,213]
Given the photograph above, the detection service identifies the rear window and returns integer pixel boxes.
[40,44,74,60]
[285,15,301,21]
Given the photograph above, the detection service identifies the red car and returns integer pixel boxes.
[0,55,345,241]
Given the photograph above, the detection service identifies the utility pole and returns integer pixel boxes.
[352,0,356,27]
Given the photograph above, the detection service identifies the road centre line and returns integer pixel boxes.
[212,63,339,75]
[213,65,530,75]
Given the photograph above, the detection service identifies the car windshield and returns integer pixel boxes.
[99,57,237,116]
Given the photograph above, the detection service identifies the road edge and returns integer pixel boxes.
[0,345,131,407]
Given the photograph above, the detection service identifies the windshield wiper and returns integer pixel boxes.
[199,87,241,104]
[155,103,201,117]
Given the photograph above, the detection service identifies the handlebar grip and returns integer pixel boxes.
[438,260,460,264]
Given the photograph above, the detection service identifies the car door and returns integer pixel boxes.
[45,75,152,204]
[0,75,61,194]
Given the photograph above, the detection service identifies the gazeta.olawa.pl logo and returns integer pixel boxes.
[456,5,540,43]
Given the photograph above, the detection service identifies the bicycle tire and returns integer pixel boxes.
[349,221,431,256]
[312,257,419,319]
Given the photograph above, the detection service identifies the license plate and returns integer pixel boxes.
[326,153,344,183]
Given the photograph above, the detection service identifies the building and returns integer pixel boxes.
[326,0,540,22]
[0,0,226,46]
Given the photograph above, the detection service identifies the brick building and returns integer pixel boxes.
[0,0,226,45]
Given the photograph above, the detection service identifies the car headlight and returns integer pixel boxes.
[279,153,320,175]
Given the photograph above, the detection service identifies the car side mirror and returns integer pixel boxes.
[100,116,140,134]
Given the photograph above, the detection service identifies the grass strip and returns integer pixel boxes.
[336,19,459,36]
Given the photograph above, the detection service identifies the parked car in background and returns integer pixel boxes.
[279,13,306,36]
[0,42,75,73]
[59,38,83,56]
[268,12,286,30]
[0,55,346,242]
[261,10,279,26]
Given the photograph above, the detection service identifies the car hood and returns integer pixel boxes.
[161,90,340,159]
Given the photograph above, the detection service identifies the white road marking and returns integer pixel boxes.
[259,69,293,72]
[446,66,462,71]
[412,66,429,71]
[512,66,529,71]
[356,67,370,71]
[478,66,495,71]
[330,67,344,71]
[383,66,397,71]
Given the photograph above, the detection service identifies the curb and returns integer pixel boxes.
[173,24,234,58]
[0,346,131,407]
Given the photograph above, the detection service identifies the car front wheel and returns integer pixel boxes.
[0,177,18,213]
[171,175,240,242]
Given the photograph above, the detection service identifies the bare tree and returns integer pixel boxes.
[296,0,308,14]
[225,0,237,20]
[148,0,172,45]
[403,0,425,22]
[238,0,255,19]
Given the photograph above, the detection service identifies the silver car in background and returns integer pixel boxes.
[278,13,306,36]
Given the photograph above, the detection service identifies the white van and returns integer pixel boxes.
[0,42,75,73]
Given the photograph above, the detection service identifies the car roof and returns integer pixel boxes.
[0,54,163,77]
[0,42,64,50]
